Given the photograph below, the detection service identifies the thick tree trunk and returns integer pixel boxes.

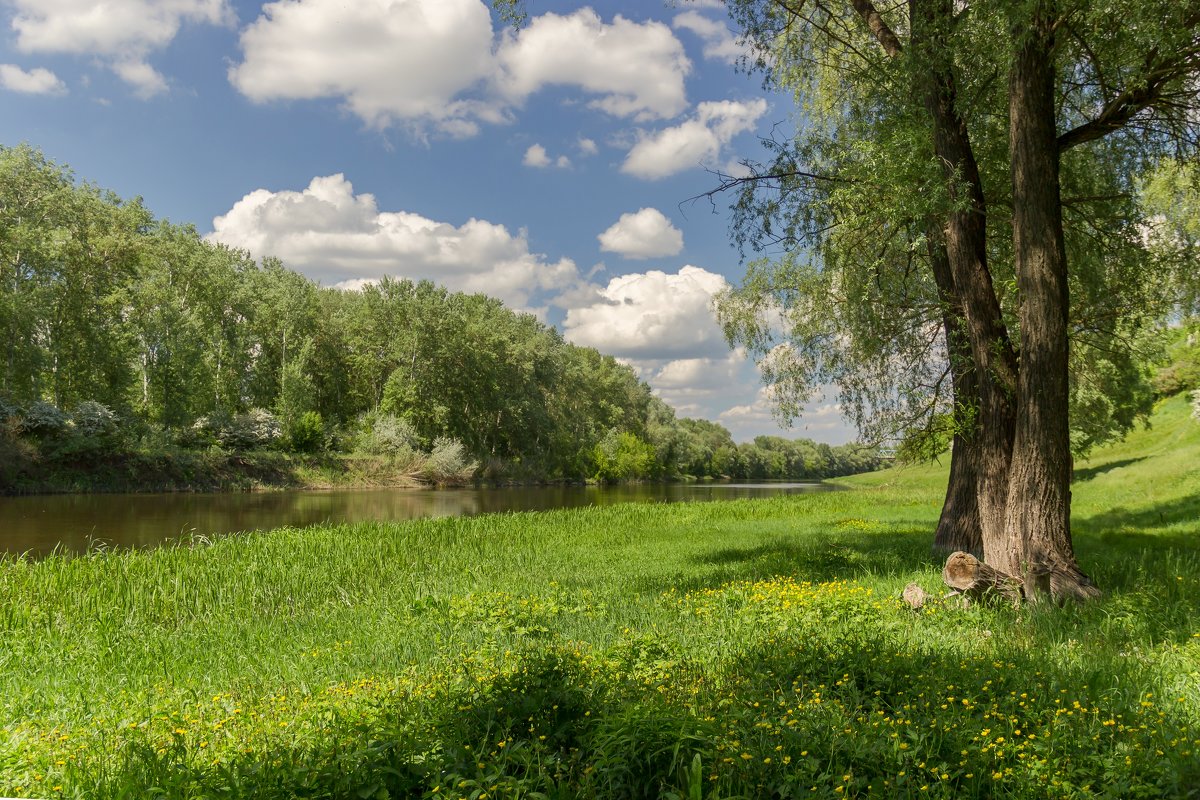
[1002,8,1099,601]
[927,235,982,557]
[911,0,1019,554]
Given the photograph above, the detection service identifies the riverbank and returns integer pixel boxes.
[2,395,1197,798]
[0,449,449,496]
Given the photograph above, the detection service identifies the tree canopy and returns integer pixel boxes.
[712,0,1200,599]
[0,143,881,486]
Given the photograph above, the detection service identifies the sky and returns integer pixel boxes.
[0,0,856,444]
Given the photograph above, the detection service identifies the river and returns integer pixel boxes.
[0,482,835,557]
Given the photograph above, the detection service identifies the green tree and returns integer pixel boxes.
[716,0,1200,599]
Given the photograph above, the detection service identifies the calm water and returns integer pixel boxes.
[0,482,834,557]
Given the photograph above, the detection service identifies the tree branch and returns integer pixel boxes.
[1058,35,1200,151]
[848,0,903,56]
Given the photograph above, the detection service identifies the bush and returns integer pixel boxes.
[357,414,420,459]
[421,436,477,483]
[71,401,121,441]
[46,400,126,457]
[592,430,657,483]
[180,413,228,449]
[287,411,325,453]
[186,409,282,451]
[221,409,283,451]
[0,397,21,424]
[22,400,69,440]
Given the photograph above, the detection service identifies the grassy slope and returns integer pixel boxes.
[0,396,1197,799]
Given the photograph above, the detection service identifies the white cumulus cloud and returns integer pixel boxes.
[7,0,233,96]
[597,208,684,259]
[230,0,498,135]
[495,9,690,121]
[562,265,728,360]
[672,10,745,63]
[0,64,66,95]
[207,174,580,310]
[622,98,768,180]
[229,2,690,135]
[523,143,570,169]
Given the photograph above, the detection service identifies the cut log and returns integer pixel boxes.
[942,551,1024,606]
[902,582,930,610]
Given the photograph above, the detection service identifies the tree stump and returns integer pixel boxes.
[901,582,930,610]
[942,551,1024,606]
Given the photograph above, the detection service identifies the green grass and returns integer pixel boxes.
[1,396,1198,798]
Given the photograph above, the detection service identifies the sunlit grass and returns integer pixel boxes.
[1,396,1197,798]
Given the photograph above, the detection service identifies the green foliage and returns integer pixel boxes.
[21,401,69,440]
[592,430,657,483]
[1151,322,1200,398]
[0,144,891,485]
[717,0,1198,455]
[357,413,421,460]
[286,411,324,454]
[421,436,478,483]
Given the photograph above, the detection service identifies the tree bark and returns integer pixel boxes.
[910,0,1019,554]
[928,235,983,557]
[1001,5,1099,601]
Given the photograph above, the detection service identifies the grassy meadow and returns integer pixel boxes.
[1,396,1198,799]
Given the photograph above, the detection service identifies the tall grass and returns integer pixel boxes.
[1,396,1198,798]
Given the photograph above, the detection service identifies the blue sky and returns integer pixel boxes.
[0,0,854,443]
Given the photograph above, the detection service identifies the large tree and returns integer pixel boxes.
[714,0,1200,599]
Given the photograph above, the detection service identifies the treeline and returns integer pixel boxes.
[0,144,881,485]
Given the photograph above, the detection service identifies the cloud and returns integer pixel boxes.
[577,137,599,156]
[621,98,768,180]
[716,387,854,444]
[495,9,690,121]
[672,10,745,63]
[523,144,551,168]
[229,2,690,135]
[207,174,580,310]
[230,0,498,135]
[562,265,728,360]
[112,58,167,98]
[7,0,233,96]
[523,143,570,169]
[597,208,684,259]
[0,64,66,95]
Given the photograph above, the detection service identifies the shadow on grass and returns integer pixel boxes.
[1077,492,1200,541]
[635,527,938,597]
[1072,456,1148,482]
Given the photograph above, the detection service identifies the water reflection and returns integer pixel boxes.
[0,482,833,557]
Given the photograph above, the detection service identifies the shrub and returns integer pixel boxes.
[0,397,21,424]
[592,430,657,483]
[22,401,69,440]
[221,409,282,451]
[180,413,227,448]
[357,414,420,459]
[71,401,121,441]
[287,411,325,453]
[421,436,477,483]
[186,409,283,451]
